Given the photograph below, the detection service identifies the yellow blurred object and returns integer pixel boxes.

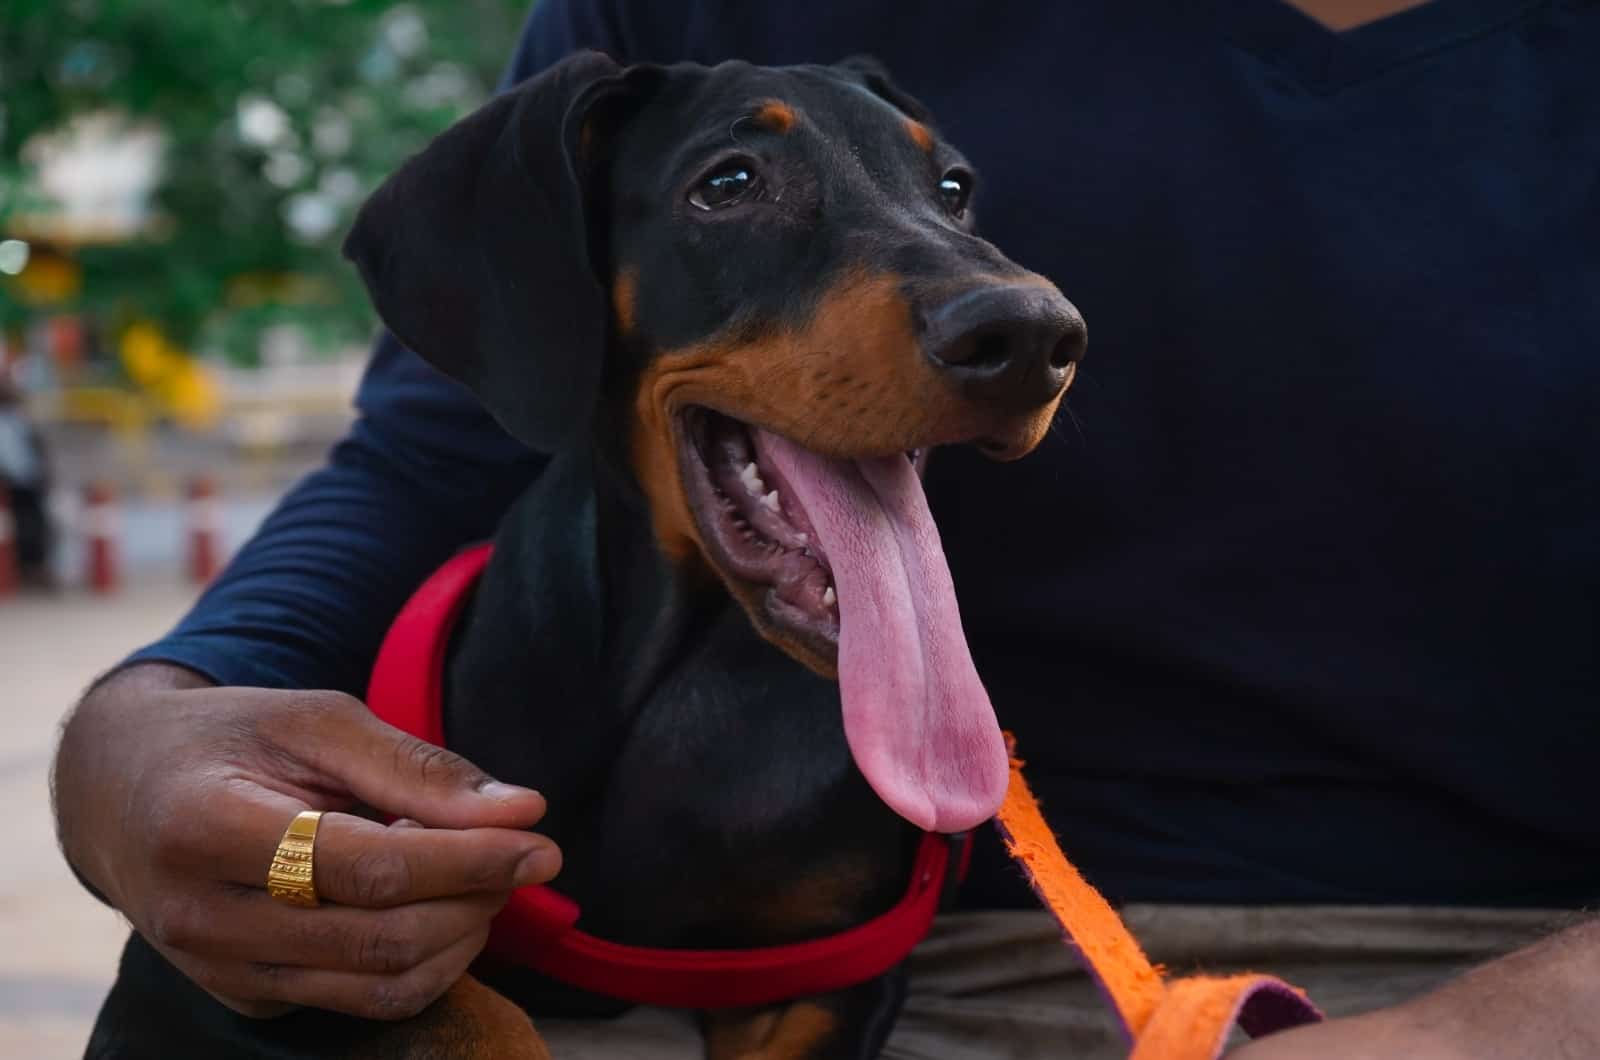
[119,321,170,382]
[165,360,221,429]
[117,321,221,429]
[8,253,82,304]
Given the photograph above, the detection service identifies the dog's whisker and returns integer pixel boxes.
[1046,402,1085,446]
[1062,402,1087,444]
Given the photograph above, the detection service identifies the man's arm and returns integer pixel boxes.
[1232,919,1600,1059]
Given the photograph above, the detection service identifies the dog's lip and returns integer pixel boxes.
[674,403,930,478]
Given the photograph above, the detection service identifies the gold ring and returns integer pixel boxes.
[266,810,323,908]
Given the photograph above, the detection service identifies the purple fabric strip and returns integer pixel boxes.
[1236,977,1324,1040]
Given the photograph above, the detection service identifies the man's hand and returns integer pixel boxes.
[52,662,561,1021]
[1230,919,1600,1059]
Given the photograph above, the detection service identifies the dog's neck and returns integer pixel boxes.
[442,447,719,843]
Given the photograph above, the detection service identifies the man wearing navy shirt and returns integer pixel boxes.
[53,0,1599,1054]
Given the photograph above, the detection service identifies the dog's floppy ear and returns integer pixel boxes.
[834,55,934,125]
[344,50,649,453]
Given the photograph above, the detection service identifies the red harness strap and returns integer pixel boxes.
[367,543,966,1010]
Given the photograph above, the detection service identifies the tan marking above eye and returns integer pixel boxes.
[904,118,934,152]
[753,99,798,133]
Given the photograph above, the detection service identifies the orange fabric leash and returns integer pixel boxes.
[993,739,1322,1059]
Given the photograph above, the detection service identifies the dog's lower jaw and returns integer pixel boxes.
[633,406,838,682]
[623,396,842,677]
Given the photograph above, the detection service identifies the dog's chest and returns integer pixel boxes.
[560,608,912,948]
[447,590,911,954]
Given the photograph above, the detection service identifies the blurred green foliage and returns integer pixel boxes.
[0,0,530,363]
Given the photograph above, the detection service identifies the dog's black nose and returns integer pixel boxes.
[923,284,1086,411]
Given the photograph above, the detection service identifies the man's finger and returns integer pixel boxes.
[157,886,505,974]
[260,692,547,830]
[306,813,561,907]
[178,798,559,904]
[182,927,493,1021]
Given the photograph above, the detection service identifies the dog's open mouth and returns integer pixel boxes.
[678,408,864,656]
[679,409,930,657]
[675,407,1008,834]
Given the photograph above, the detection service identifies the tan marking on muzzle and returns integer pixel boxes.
[628,268,1068,578]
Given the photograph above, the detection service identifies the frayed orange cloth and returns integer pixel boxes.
[993,738,1322,1059]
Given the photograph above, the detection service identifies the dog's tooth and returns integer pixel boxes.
[739,462,765,495]
[761,490,781,512]
[796,533,808,545]
[822,586,837,607]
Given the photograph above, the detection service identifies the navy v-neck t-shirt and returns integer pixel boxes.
[132,0,1600,908]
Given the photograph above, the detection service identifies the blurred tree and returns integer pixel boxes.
[0,0,530,364]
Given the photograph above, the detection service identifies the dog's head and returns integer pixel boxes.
[346,52,1084,833]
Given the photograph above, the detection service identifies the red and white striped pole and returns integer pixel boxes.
[83,481,120,594]
[186,475,222,585]
[0,484,17,598]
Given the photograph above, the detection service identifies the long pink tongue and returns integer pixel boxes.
[757,432,1007,833]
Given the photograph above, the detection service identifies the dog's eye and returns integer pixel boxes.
[939,170,973,219]
[689,164,761,211]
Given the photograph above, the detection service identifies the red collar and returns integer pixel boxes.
[368,543,969,1009]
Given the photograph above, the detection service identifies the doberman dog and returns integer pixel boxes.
[88,51,1084,1059]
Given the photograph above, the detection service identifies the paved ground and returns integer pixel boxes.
[0,580,202,1058]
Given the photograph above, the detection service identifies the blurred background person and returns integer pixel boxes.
[0,377,54,585]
